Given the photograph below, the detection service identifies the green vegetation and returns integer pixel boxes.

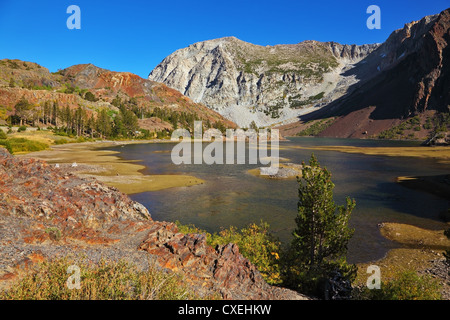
[0,257,197,300]
[377,116,422,140]
[233,42,339,79]
[83,91,98,102]
[289,92,325,109]
[1,59,20,69]
[0,140,12,153]
[377,112,450,140]
[0,137,48,154]
[175,221,282,285]
[297,118,335,136]
[282,154,356,297]
[356,270,442,300]
[53,138,69,145]
[0,130,6,140]
[45,227,62,241]
[177,155,358,298]
[430,111,450,136]
[264,103,283,119]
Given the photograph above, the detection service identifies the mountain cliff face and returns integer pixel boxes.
[302,8,450,138]
[149,9,450,134]
[149,37,379,127]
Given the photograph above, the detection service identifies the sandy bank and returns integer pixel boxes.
[292,145,450,164]
[355,222,450,297]
[19,141,204,194]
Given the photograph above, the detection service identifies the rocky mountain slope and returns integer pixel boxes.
[0,59,235,130]
[0,146,307,299]
[149,37,379,127]
[149,9,450,135]
[296,8,450,138]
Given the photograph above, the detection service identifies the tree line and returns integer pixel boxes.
[7,96,229,139]
[8,97,139,139]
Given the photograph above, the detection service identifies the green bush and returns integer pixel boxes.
[6,138,48,153]
[175,221,282,285]
[0,130,6,139]
[18,125,27,132]
[0,257,196,300]
[54,138,69,145]
[83,91,98,102]
[0,139,12,153]
[359,270,442,300]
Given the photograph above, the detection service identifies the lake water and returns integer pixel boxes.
[108,137,450,264]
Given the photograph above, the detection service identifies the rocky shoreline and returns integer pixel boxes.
[0,146,308,300]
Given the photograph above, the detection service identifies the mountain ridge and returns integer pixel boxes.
[148,36,380,127]
[148,8,450,136]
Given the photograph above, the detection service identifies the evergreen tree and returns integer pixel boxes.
[43,101,51,125]
[96,109,112,139]
[283,154,356,297]
[14,97,32,126]
[52,101,60,127]
[111,95,121,108]
[120,108,139,137]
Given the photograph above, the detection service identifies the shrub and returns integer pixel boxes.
[0,130,6,139]
[297,118,335,136]
[18,125,27,132]
[83,91,98,102]
[0,139,12,153]
[175,221,283,285]
[209,222,282,285]
[0,257,196,300]
[54,139,69,145]
[360,270,442,300]
[7,138,48,153]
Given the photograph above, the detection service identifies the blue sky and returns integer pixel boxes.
[0,0,448,78]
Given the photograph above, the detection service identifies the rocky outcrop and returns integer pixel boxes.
[286,8,450,138]
[0,147,307,300]
[149,37,379,127]
[138,221,305,299]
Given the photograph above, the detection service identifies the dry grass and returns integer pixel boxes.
[293,145,450,164]
[355,223,450,287]
[0,257,197,300]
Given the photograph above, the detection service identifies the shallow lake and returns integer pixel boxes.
[108,137,450,264]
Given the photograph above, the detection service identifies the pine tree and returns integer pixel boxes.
[14,97,32,126]
[283,154,357,296]
[96,109,112,139]
[52,101,59,127]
